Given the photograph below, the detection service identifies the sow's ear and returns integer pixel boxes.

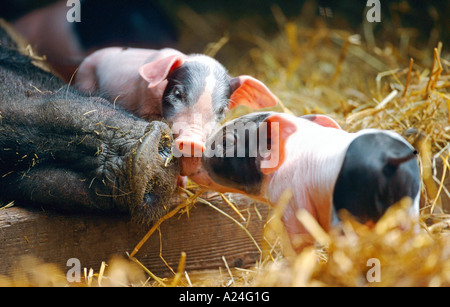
[300,114,342,129]
[259,113,297,175]
[229,76,278,110]
[139,55,185,88]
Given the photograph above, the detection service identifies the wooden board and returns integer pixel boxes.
[0,193,269,279]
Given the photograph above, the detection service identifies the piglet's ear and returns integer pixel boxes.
[300,114,342,130]
[139,55,185,88]
[229,76,278,110]
[260,113,297,175]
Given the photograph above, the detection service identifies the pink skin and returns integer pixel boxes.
[75,47,185,119]
[263,115,351,250]
[174,123,206,157]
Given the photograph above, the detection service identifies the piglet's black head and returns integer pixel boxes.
[202,112,273,194]
[332,133,420,224]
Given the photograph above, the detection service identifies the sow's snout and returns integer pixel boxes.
[332,132,420,224]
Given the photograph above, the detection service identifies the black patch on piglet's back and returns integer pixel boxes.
[332,133,420,223]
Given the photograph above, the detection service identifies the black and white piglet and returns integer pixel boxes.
[185,112,420,249]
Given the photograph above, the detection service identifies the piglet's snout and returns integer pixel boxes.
[175,136,205,157]
[173,124,206,157]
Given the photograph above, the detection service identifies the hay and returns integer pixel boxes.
[254,200,450,287]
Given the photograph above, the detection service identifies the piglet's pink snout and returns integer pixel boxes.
[172,121,207,157]
[175,135,206,157]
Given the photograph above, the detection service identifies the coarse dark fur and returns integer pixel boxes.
[0,23,180,222]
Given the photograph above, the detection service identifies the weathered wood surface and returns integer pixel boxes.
[0,193,269,278]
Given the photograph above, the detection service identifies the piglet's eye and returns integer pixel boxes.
[174,90,182,99]
[217,105,227,115]
[223,133,237,147]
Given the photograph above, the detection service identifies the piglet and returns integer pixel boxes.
[186,112,421,250]
[74,47,278,158]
